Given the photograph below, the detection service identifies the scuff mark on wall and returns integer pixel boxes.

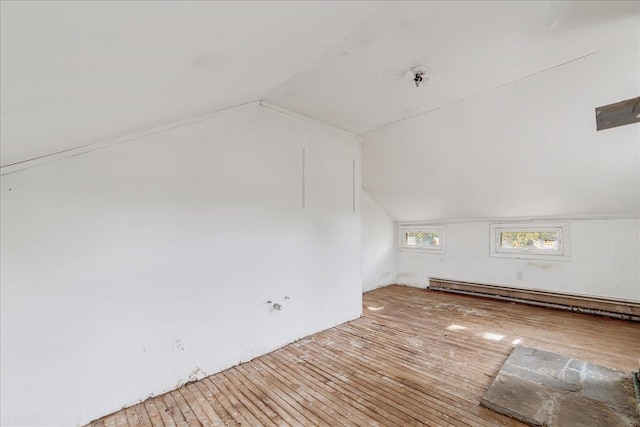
[176,367,208,389]
[188,367,207,382]
[526,262,553,269]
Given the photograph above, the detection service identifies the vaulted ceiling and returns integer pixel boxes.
[267,1,639,134]
[2,1,638,168]
[0,1,387,166]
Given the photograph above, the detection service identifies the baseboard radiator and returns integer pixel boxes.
[429,278,640,322]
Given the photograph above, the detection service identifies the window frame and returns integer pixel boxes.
[489,222,570,261]
[398,225,446,254]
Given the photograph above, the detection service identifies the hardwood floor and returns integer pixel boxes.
[88,285,640,427]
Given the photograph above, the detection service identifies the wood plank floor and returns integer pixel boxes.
[88,285,640,427]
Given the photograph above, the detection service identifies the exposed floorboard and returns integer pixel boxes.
[88,285,640,426]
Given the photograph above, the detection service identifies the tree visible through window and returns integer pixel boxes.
[499,231,559,251]
[490,223,569,260]
[405,231,440,248]
[399,226,445,252]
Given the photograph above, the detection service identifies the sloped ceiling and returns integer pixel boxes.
[362,41,640,222]
[266,1,639,134]
[2,2,639,221]
[0,1,393,166]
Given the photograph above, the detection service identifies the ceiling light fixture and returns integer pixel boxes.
[406,66,428,88]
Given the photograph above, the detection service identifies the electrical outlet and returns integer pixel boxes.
[173,338,184,352]
[516,272,524,281]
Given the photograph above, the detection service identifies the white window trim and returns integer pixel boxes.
[489,222,570,261]
[398,225,446,254]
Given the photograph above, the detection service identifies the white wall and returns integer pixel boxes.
[0,103,362,426]
[397,218,640,301]
[361,192,396,292]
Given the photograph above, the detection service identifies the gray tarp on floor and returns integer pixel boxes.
[481,346,639,427]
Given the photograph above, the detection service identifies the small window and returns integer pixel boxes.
[490,223,569,261]
[399,225,445,253]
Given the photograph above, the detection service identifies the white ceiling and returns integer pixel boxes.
[0,1,390,166]
[1,1,638,167]
[362,41,640,222]
[266,1,640,134]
